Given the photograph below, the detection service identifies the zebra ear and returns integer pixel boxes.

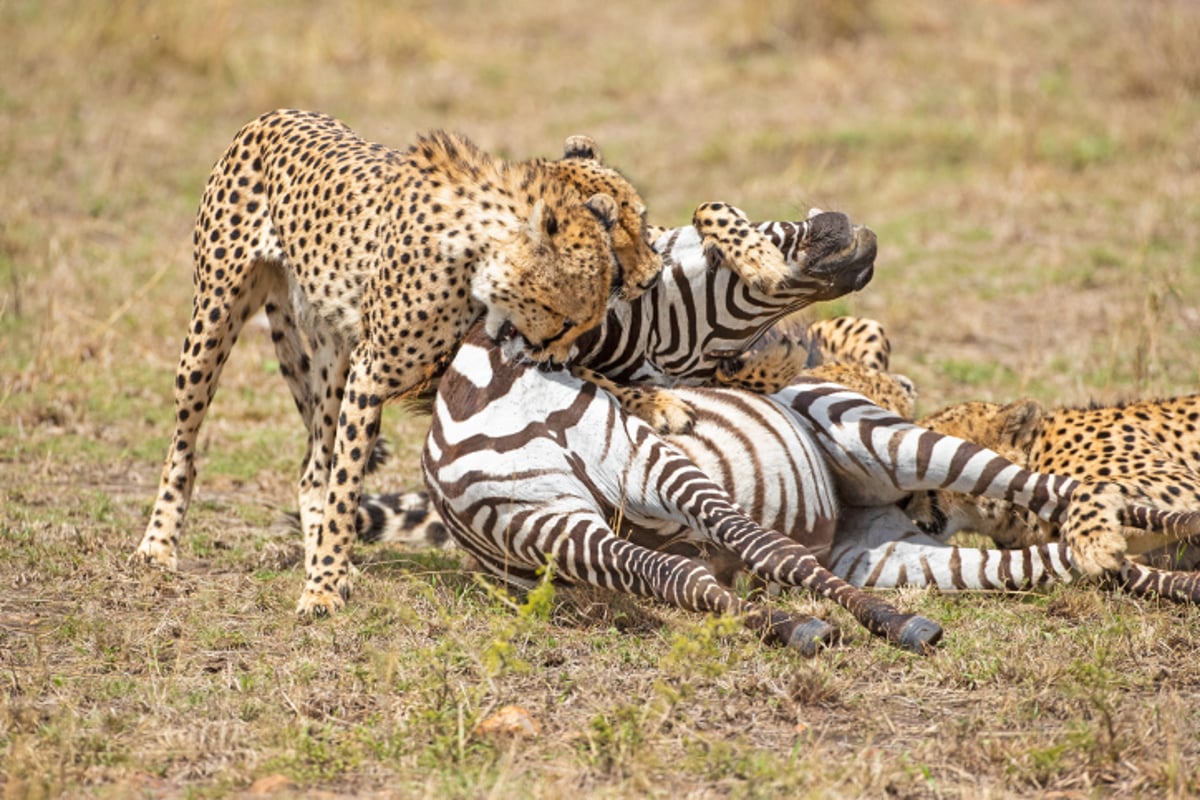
[585,193,618,231]
[562,134,602,162]
[998,400,1044,450]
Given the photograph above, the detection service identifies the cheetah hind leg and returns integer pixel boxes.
[572,366,696,435]
[692,202,790,293]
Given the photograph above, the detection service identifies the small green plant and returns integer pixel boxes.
[477,561,557,676]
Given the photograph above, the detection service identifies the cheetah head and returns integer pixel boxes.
[553,136,662,301]
[473,191,619,364]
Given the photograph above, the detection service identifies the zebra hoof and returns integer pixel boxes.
[896,615,943,654]
[786,618,838,657]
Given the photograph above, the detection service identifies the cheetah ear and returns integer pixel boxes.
[526,199,560,241]
[894,374,918,403]
[585,193,618,231]
[998,400,1044,449]
[562,135,602,163]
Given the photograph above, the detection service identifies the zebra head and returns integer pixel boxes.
[575,206,878,383]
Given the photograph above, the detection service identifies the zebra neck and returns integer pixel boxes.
[574,221,814,383]
[753,220,806,262]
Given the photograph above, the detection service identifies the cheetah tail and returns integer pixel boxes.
[354,492,451,548]
[275,491,450,548]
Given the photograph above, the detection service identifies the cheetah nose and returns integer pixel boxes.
[497,320,516,341]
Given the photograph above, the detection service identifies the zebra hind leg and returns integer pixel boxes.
[709,510,944,653]
[1118,562,1200,604]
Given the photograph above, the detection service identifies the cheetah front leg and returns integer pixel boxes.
[295,341,377,615]
[572,366,697,435]
[692,202,791,293]
[1060,482,1129,577]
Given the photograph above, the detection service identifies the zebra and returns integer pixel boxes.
[358,201,1200,615]
[423,324,944,654]
[421,333,1200,657]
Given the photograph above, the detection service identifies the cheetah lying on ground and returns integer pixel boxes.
[134,109,667,615]
[908,396,1200,572]
[710,316,915,417]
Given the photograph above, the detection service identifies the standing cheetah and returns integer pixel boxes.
[133,109,661,615]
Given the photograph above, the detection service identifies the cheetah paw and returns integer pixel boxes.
[1063,484,1129,577]
[693,202,790,293]
[645,391,698,435]
[714,338,804,393]
[295,581,350,616]
[620,389,697,435]
[131,537,179,571]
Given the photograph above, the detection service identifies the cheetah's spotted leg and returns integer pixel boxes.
[573,367,697,436]
[134,261,284,570]
[1062,483,1129,577]
[714,337,806,394]
[293,341,353,615]
[296,341,377,616]
[693,202,790,293]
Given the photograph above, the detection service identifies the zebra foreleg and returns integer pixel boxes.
[704,508,943,653]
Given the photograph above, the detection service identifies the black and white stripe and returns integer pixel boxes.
[423,327,942,654]
[575,218,870,384]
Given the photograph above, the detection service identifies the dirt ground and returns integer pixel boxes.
[2,1,1200,797]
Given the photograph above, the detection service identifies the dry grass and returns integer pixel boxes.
[2,1,1199,797]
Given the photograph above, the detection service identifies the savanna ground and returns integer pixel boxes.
[2,1,1200,797]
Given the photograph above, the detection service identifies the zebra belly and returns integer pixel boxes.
[663,387,841,560]
[423,342,707,583]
